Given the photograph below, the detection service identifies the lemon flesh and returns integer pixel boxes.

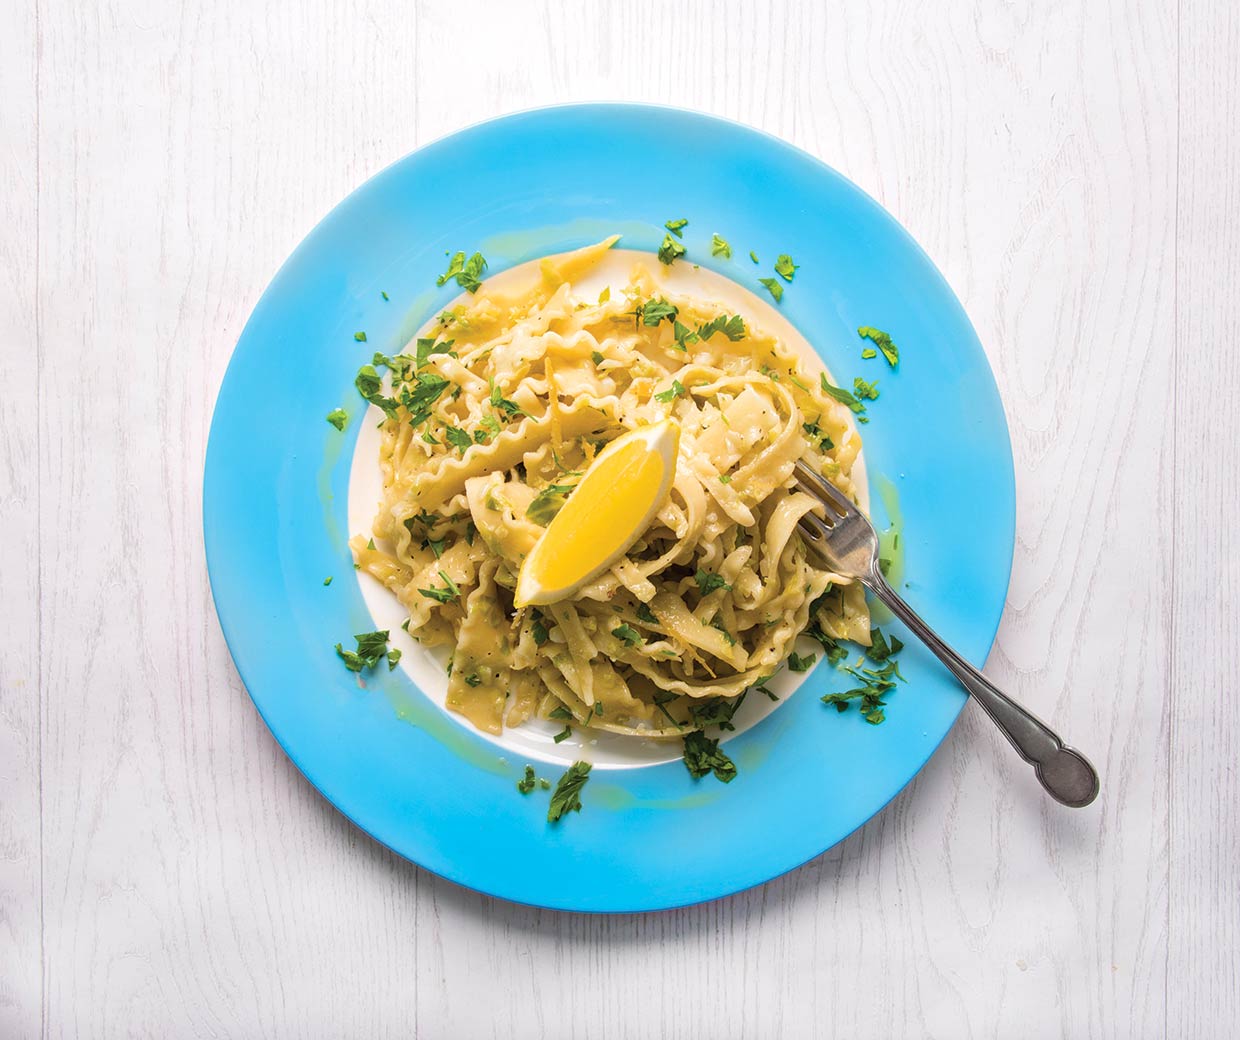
[515,421,680,607]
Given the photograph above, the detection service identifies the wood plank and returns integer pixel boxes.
[1170,1,1240,1034]
[0,0,42,1033]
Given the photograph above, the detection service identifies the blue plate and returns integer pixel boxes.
[204,104,1014,912]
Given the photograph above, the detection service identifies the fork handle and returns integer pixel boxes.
[866,573,1100,808]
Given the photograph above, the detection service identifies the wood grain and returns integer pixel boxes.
[1,0,1233,1035]
[1170,0,1240,1035]
[0,0,42,1035]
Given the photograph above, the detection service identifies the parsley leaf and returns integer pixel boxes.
[749,250,760,263]
[688,692,746,732]
[354,331,367,342]
[417,570,460,604]
[861,348,877,360]
[654,379,687,404]
[664,217,689,238]
[323,576,333,586]
[354,364,400,419]
[415,336,456,368]
[463,673,482,688]
[820,374,866,413]
[774,254,799,282]
[636,298,678,326]
[682,731,737,783]
[335,630,390,672]
[698,314,746,341]
[788,650,817,673]
[531,615,550,645]
[437,251,488,293]
[671,320,698,351]
[489,378,523,418]
[808,625,849,665]
[657,233,686,265]
[694,569,731,596]
[636,602,658,625]
[867,627,905,662]
[612,623,643,648]
[758,277,783,302]
[547,762,592,822]
[553,725,573,744]
[853,376,880,401]
[517,765,537,794]
[591,350,606,365]
[548,705,574,722]
[711,234,732,258]
[326,408,348,431]
[859,326,899,367]
[386,648,402,671]
[527,483,577,526]
[398,371,450,425]
[443,426,472,454]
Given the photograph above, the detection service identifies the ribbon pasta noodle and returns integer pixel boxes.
[351,238,870,738]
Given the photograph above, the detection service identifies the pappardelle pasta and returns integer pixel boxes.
[350,237,869,740]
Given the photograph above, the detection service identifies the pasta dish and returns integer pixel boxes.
[350,237,869,742]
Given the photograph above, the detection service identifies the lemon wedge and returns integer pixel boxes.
[515,421,681,607]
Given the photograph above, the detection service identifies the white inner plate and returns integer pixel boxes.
[348,247,868,769]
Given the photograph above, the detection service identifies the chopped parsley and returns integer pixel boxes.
[354,364,400,419]
[636,298,678,326]
[591,350,606,365]
[489,379,522,418]
[326,408,348,431]
[808,626,849,665]
[323,576,333,586]
[820,374,866,414]
[443,426,472,454]
[636,602,658,625]
[820,626,907,723]
[598,286,611,303]
[719,474,732,484]
[861,348,877,360]
[688,693,746,732]
[380,290,389,301]
[547,761,592,822]
[386,648,402,671]
[867,627,905,661]
[517,765,537,794]
[694,569,731,596]
[415,336,456,368]
[657,233,686,265]
[548,705,574,722]
[758,277,783,302]
[682,731,737,783]
[859,325,899,367]
[697,314,746,341]
[664,217,689,238]
[398,371,450,425]
[774,254,799,282]
[553,725,573,744]
[437,251,488,293]
[711,234,732,258]
[612,623,643,648]
[749,250,760,263]
[527,483,577,526]
[335,630,390,672]
[354,331,367,342]
[802,420,834,453]
[788,650,817,673]
[417,570,460,604]
[463,673,482,688]
[654,379,687,404]
[531,615,550,645]
[853,376,880,401]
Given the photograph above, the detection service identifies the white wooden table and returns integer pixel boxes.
[3,1,1236,1036]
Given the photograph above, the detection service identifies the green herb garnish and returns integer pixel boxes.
[323,576,333,586]
[688,692,746,732]
[387,648,402,671]
[354,331,367,342]
[682,731,737,783]
[694,569,731,596]
[820,374,866,413]
[664,217,689,238]
[517,765,537,794]
[859,326,899,367]
[437,251,488,293]
[326,408,348,431]
[749,250,759,263]
[758,277,783,302]
[443,426,472,454]
[861,348,877,360]
[697,314,746,341]
[853,376,879,401]
[417,570,460,604]
[636,602,658,625]
[612,623,643,648]
[548,761,592,822]
[788,650,817,673]
[553,726,573,744]
[334,630,390,672]
[711,234,732,258]
[636,298,678,326]
[654,379,686,404]
[548,705,574,722]
[657,233,686,265]
[531,615,550,645]
[774,254,798,281]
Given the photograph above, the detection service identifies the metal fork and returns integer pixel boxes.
[794,460,1100,808]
